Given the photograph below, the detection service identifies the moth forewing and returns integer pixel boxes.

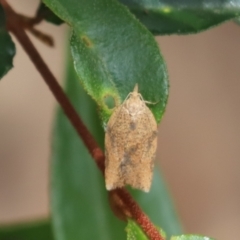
[105,84,158,192]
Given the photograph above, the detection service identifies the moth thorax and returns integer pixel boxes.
[126,99,144,117]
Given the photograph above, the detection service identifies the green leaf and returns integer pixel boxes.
[126,219,166,240]
[51,56,180,240]
[171,235,215,240]
[0,5,16,79]
[129,167,182,236]
[43,0,168,125]
[126,219,148,240]
[118,0,240,35]
[0,220,54,240]
[36,3,63,25]
[51,59,126,240]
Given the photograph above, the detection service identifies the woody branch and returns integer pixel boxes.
[0,1,164,240]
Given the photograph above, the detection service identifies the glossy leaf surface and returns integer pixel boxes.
[119,0,240,35]
[43,0,168,124]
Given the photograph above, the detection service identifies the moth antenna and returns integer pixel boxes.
[145,100,159,105]
[133,83,138,93]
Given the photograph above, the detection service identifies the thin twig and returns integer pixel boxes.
[0,1,165,239]
[0,0,104,171]
[1,1,53,46]
[110,189,165,240]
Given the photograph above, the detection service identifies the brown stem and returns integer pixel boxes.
[110,189,164,240]
[1,1,53,46]
[0,1,165,239]
[0,0,105,172]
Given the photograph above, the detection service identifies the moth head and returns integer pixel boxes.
[125,94,145,116]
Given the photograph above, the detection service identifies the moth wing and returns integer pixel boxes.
[105,100,157,192]
[105,105,131,190]
[122,105,157,192]
[136,106,157,191]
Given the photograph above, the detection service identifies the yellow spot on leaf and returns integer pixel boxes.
[81,36,92,47]
[162,7,171,13]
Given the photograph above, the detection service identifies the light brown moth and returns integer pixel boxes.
[105,84,158,192]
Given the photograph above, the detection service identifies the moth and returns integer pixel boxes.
[105,84,158,192]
